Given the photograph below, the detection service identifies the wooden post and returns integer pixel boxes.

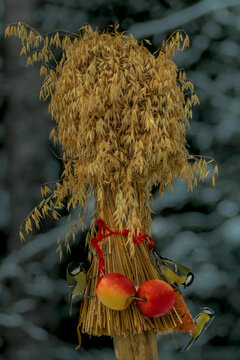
[113,331,158,360]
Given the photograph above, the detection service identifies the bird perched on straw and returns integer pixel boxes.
[150,248,194,288]
[66,262,87,316]
[180,307,215,351]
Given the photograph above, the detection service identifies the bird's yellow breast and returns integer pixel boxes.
[161,266,186,284]
[190,313,210,338]
[73,271,87,296]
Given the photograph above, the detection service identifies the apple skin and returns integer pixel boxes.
[96,273,136,310]
[136,280,175,317]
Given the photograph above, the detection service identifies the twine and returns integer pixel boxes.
[91,217,155,275]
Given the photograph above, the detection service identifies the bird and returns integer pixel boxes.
[150,248,194,288]
[66,261,87,316]
[180,307,215,352]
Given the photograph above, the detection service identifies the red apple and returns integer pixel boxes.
[96,273,136,310]
[136,280,175,317]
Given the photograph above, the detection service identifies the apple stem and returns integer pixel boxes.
[133,297,147,302]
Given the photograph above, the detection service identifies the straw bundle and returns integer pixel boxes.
[78,185,195,340]
[5,23,217,352]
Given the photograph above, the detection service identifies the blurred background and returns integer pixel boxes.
[1,0,240,359]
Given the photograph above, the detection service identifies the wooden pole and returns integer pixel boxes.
[113,331,158,360]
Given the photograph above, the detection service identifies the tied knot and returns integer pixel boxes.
[90,218,155,274]
[121,229,130,236]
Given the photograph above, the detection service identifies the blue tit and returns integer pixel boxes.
[150,248,194,288]
[66,262,87,316]
[180,307,215,352]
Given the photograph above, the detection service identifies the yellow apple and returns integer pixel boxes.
[96,273,136,310]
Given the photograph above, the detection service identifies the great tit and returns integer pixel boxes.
[150,248,194,288]
[66,262,87,316]
[180,307,215,352]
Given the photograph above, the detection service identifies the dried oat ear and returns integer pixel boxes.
[6,22,217,247]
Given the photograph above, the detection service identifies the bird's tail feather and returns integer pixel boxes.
[180,338,194,352]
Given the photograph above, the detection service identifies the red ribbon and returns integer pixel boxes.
[91,217,155,275]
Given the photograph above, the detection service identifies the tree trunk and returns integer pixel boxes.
[113,331,158,360]
[3,2,53,359]
[4,0,51,252]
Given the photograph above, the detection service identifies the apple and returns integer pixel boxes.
[96,273,136,310]
[136,279,175,317]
